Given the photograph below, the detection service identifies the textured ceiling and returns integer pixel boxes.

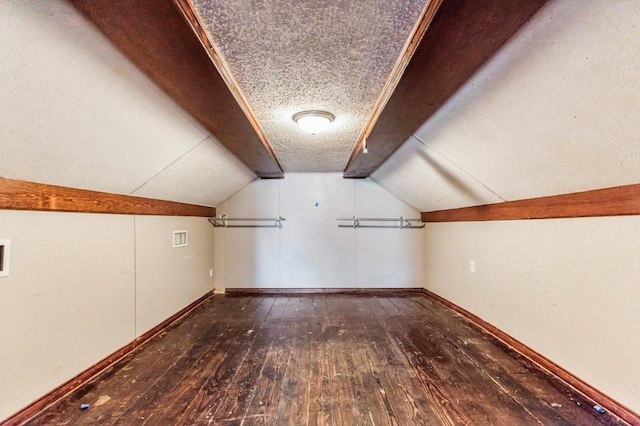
[191,0,429,172]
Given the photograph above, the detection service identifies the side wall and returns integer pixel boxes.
[215,174,424,289]
[423,217,640,412]
[0,211,214,421]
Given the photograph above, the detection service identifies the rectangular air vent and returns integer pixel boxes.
[173,230,187,248]
[0,239,10,277]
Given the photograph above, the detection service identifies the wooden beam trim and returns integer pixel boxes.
[67,0,282,178]
[172,0,284,174]
[0,177,215,217]
[421,183,640,222]
[344,0,550,178]
[421,289,640,425]
[344,0,443,171]
[2,291,214,425]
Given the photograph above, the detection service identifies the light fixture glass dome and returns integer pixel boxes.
[293,110,335,134]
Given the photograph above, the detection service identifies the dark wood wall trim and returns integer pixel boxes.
[344,0,549,178]
[421,183,640,222]
[225,287,425,295]
[0,177,215,217]
[2,291,214,425]
[422,289,640,425]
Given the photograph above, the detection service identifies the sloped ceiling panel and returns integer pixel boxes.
[416,0,640,201]
[0,0,255,206]
[374,0,640,210]
[67,0,283,178]
[372,136,503,212]
[344,0,549,178]
[132,135,255,206]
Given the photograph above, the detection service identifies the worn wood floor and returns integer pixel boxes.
[26,293,625,425]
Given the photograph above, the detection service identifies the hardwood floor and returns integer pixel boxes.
[25,293,626,425]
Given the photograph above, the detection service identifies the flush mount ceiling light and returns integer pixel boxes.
[293,110,335,134]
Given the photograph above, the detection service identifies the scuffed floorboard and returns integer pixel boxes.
[25,293,625,425]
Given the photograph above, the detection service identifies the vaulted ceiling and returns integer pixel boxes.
[66,0,548,179]
[4,1,637,210]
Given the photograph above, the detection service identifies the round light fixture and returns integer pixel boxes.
[293,110,335,134]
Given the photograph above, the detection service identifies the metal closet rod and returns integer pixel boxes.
[336,216,425,229]
[208,215,285,229]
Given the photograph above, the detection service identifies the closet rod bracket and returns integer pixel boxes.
[208,215,286,229]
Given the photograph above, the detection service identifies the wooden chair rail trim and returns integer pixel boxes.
[422,288,640,425]
[1,291,213,426]
[421,183,640,222]
[0,177,215,217]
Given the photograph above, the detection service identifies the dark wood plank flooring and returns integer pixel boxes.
[25,293,626,425]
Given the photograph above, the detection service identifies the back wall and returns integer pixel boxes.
[214,174,423,289]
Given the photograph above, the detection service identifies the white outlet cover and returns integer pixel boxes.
[469,261,475,273]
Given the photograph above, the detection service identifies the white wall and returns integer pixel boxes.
[0,0,255,206]
[135,216,215,334]
[0,211,214,421]
[423,217,640,413]
[215,174,423,289]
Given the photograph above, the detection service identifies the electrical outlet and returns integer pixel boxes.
[209,269,214,278]
[469,261,475,273]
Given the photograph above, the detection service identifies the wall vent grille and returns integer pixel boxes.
[173,231,188,248]
[0,239,10,277]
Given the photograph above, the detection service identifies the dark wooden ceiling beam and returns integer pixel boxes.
[344,0,550,178]
[172,0,283,176]
[67,0,283,178]
[346,0,443,169]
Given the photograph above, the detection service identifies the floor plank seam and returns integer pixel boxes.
[21,293,629,426]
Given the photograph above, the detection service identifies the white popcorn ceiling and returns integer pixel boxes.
[192,0,428,172]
